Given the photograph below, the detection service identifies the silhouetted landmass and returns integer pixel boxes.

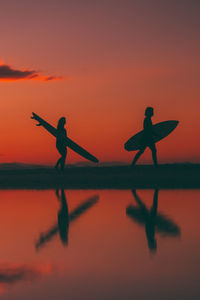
[0,161,125,169]
[0,163,46,170]
[0,163,199,189]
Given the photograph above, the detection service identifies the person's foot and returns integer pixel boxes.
[55,189,60,197]
[54,164,61,173]
[131,188,137,195]
[60,167,65,173]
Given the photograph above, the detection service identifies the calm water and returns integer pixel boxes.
[0,189,200,300]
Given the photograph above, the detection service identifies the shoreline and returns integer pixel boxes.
[0,164,199,189]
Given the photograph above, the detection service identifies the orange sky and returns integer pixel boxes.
[0,0,200,164]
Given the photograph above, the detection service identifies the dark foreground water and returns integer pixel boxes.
[0,189,199,300]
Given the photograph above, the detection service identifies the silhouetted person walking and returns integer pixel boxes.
[55,117,67,171]
[132,107,158,167]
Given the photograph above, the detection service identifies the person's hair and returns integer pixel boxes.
[145,107,154,117]
[57,117,66,130]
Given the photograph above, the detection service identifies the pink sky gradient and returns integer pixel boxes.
[0,0,199,164]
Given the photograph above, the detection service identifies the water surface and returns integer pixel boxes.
[0,189,199,299]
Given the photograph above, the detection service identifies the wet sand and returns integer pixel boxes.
[0,164,199,189]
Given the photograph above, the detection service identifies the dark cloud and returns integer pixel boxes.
[0,64,38,80]
[0,64,64,82]
[43,75,63,81]
[0,263,52,294]
[0,267,39,284]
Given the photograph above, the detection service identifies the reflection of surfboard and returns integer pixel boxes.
[124,120,179,151]
[31,112,99,163]
[126,206,180,236]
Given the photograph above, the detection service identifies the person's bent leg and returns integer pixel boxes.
[60,155,66,171]
[131,147,146,166]
[60,149,67,171]
[55,157,62,169]
[149,144,158,167]
[56,146,67,171]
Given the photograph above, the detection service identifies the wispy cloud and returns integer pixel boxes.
[0,64,66,82]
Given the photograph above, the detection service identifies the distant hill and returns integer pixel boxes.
[0,163,46,170]
[0,161,127,170]
[0,161,197,170]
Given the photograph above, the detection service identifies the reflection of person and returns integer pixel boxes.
[56,189,69,246]
[132,107,158,167]
[132,189,158,253]
[126,189,181,254]
[35,192,99,251]
[55,117,67,171]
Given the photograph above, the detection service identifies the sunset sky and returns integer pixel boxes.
[1,0,200,164]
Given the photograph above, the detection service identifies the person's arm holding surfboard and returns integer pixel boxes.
[143,115,161,141]
[143,116,160,143]
[143,117,153,137]
[57,126,67,145]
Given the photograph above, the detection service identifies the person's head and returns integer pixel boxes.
[145,107,154,117]
[57,117,66,129]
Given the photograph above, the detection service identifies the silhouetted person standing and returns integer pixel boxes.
[55,117,67,171]
[132,107,158,167]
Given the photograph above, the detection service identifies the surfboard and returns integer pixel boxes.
[124,120,179,151]
[31,112,99,163]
